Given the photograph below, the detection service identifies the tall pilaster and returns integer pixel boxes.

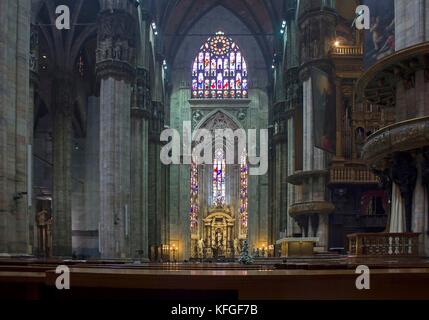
[52,75,74,257]
[96,6,137,259]
[29,23,39,254]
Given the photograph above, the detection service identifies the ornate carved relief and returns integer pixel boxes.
[190,110,203,129]
[96,12,136,80]
[204,112,239,132]
[236,110,247,121]
[362,116,429,165]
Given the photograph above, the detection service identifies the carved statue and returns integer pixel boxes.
[234,238,240,256]
[113,43,122,60]
[391,152,417,233]
[274,122,279,135]
[198,238,205,258]
[36,210,52,257]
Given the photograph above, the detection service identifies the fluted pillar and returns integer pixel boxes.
[96,8,136,259]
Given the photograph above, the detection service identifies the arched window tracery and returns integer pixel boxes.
[192,31,248,99]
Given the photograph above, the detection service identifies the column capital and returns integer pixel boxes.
[96,11,137,81]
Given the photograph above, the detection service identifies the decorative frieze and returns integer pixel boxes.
[356,43,429,107]
[362,116,429,166]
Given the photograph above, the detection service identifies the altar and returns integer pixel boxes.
[276,237,319,257]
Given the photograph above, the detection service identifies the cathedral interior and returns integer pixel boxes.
[1,0,429,301]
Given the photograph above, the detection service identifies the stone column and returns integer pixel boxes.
[148,55,167,254]
[148,118,160,250]
[287,115,296,237]
[96,9,136,259]
[28,24,39,254]
[284,0,300,238]
[0,0,32,254]
[130,68,149,259]
[295,0,337,250]
[82,96,101,257]
[52,76,74,257]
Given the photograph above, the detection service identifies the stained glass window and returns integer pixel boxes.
[213,149,226,206]
[192,31,248,99]
[240,152,248,234]
[190,162,199,232]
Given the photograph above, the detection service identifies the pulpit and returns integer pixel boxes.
[36,209,52,257]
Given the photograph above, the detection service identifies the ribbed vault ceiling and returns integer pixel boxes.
[150,0,284,64]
